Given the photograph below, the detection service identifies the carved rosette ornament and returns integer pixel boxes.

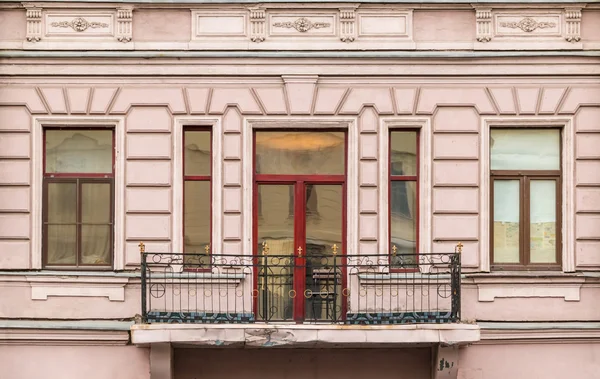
[51,17,109,32]
[500,17,556,32]
[273,17,330,32]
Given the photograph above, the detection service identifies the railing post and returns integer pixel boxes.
[139,241,147,323]
[451,242,462,322]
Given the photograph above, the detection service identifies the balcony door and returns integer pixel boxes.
[253,130,346,322]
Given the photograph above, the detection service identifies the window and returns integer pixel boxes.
[389,131,418,268]
[183,128,211,256]
[490,129,561,269]
[43,128,114,268]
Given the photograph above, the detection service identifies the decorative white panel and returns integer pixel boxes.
[269,15,336,36]
[45,14,114,37]
[194,11,248,37]
[23,6,134,48]
[357,13,409,37]
[190,6,414,50]
[474,7,582,50]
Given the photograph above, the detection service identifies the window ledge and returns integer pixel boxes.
[465,272,585,302]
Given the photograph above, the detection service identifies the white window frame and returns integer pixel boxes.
[379,117,432,258]
[172,117,222,257]
[480,116,575,272]
[242,117,359,258]
[32,116,125,270]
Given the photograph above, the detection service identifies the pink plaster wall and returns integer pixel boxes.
[133,10,192,41]
[459,343,600,379]
[0,284,140,319]
[413,10,475,41]
[581,10,600,42]
[0,345,150,379]
[0,80,599,320]
[0,10,26,41]
[174,348,431,379]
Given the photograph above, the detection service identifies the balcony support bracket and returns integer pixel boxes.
[432,345,459,379]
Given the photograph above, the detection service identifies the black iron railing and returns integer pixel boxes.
[140,249,461,325]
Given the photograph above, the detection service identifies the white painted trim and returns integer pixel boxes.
[31,116,125,270]
[172,117,222,257]
[479,117,575,272]
[27,276,129,301]
[0,329,131,346]
[379,117,432,257]
[242,117,358,258]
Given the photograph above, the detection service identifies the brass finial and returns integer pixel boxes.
[391,244,397,256]
[204,244,210,254]
[456,242,463,254]
[139,241,146,254]
[332,244,338,255]
[261,241,269,255]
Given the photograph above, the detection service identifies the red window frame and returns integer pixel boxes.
[251,129,348,322]
[388,129,420,272]
[182,127,212,263]
[42,127,115,270]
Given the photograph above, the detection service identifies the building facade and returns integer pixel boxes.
[0,1,600,378]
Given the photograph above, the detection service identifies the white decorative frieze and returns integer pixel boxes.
[116,7,133,42]
[475,8,492,42]
[496,14,560,36]
[269,15,335,36]
[339,7,356,42]
[272,17,331,32]
[21,6,137,48]
[187,6,415,50]
[473,6,584,49]
[25,6,42,42]
[50,17,109,32]
[249,7,266,42]
[46,14,113,37]
[499,17,556,32]
[564,7,582,43]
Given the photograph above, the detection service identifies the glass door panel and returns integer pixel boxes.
[256,184,295,321]
[304,184,343,321]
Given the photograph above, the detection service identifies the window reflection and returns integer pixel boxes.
[255,131,345,175]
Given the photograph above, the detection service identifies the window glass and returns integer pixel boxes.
[47,182,77,223]
[184,131,211,176]
[529,180,557,263]
[184,181,211,253]
[491,129,560,170]
[45,130,112,173]
[390,181,417,267]
[493,180,520,263]
[255,131,345,175]
[390,132,417,176]
[81,183,111,223]
[46,225,77,265]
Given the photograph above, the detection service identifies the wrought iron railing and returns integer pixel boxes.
[140,247,461,325]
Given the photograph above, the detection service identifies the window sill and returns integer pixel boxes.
[464,272,585,302]
[0,271,136,302]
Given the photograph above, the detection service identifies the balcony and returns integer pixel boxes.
[132,249,479,348]
[140,250,461,325]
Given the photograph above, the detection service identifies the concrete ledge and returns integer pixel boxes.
[131,323,480,348]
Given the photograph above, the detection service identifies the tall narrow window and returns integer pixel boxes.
[389,131,418,269]
[183,128,211,256]
[43,128,114,268]
[490,129,561,269]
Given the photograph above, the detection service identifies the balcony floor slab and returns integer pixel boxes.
[131,323,480,348]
